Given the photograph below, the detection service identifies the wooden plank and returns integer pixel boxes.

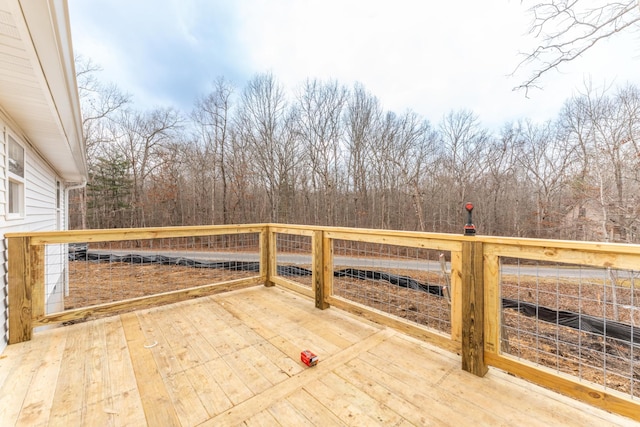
[439,368,619,427]
[325,230,462,252]
[484,242,640,270]
[313,230,329,309]
[461,240,487,377]
[271,276,314,298]
[18,224,267,245]
[449,249,462,343]
[268,226,314,236]
[483,253,501,355]
[1,328,65,425]
[103,317,146,423]
[485,353,640,423]
[322,234,333,304]
[366,337,458,385]
[216,296,284,341]
[355,352,506,426]
[242,410,281,425]
[204,356,254,405]
[326,295,460,354]
[261,229,274,286]
[33,277,263,327]
[221,347,277,395]
[199,328,394,426]
[120,312,181,427]
[267,398,316,425]
[189,363,234,417]
[334,360,439,426]
[164,370,210,426]
[134,307,185,378]
[286,388,344,426]
[8,236,32,343]
[480,234,640,255]
[311,371,403,425]
[29,244,45,319]
[48,322,92,425]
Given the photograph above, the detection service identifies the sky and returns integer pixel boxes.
[68,0,640,130]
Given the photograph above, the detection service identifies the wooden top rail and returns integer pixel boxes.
[6,222,640,254]
[5,224,267,245]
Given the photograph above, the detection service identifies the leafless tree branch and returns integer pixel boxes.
[514,1,640,94]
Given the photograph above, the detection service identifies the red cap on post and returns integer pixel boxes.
[464,202,476,235]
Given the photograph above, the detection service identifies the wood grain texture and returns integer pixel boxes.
[0,286,635,426]
[461,240,488,377]
[121,312,181,427]
[313,230,328,309]
[8,236,31,343]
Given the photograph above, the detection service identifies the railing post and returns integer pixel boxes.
[313,230,329,309]
[8,236,33,343]
[449,250,462,343]
[461,240,488,377]
[261,227,275,287]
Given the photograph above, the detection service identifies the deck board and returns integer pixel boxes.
[0,285,636,426]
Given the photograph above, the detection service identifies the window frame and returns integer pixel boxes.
[6,134,25,219]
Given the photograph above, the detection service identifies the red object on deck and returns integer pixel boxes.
[301,350,318,367]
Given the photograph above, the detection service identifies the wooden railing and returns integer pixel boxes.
[6,224,640,421]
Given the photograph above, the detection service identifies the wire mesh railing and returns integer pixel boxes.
[48,233,261,315]
[331,239,453,335]
[500,259,640,400]
[9,225,266,330]
[272,232,313,290]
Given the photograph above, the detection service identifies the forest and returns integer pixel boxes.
[69,59,640,243]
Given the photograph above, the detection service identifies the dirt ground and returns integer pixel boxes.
[66,259,638,398]
[66,261,255,310]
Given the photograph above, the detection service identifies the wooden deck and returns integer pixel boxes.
[0,286,635,426]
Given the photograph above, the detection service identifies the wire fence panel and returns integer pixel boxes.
[332,239,452,335]
[44,233,261,315]
[273,233,313,289]
[500,259,640,400]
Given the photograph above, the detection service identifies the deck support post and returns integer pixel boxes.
[461,240,488,377]
[261,227,275,287]
[8,236,33,343]
[313,230,329,309]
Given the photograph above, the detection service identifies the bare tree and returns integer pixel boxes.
[112,107,182,227]
[236,72,301,222]
[72,56,130,229]
[512,119,578,237]
[344,84,382,228]
[386,112,438,231]
[295,79,348,224]
[515,1,640,93]
[191,77,235,224]
[438,110,490,232]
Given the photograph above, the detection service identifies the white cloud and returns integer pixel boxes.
[69,0,640,129]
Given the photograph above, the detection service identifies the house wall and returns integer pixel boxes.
[0,119,65,353]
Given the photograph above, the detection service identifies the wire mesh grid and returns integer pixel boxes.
[332,239,452,335]
[44,233,260,315]
[273,233,313,288]
[500,258,640,399]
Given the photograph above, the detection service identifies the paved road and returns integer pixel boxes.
[87,249,613,279]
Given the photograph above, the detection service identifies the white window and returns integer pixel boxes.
[7,135,24,218]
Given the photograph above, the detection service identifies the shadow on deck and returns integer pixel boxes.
[0,286,634,426]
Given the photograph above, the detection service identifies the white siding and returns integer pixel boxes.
[0,135,5,216]
[1,123,65,352]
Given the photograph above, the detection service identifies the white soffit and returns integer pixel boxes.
[0,0,86,182]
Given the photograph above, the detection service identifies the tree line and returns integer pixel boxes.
[70,59,640,243]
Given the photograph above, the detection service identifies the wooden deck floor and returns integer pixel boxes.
[0,286,635,426]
